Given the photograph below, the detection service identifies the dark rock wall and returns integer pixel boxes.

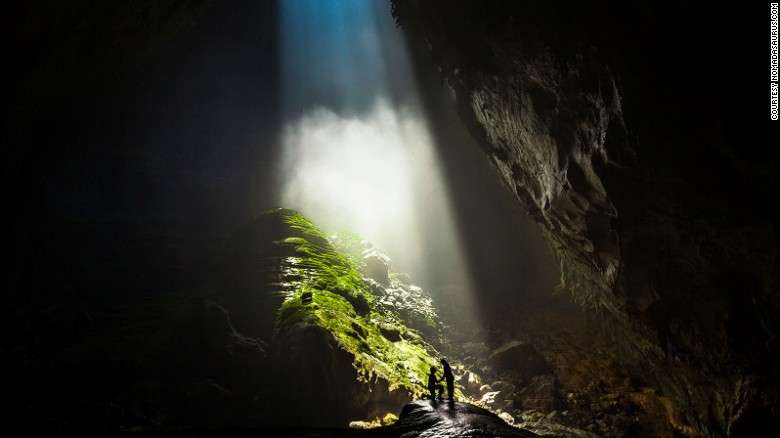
[392,0,778,435]
[3,0,212,342]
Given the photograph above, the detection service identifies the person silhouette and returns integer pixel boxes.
[427,366,444,400]
[440,358,455,400]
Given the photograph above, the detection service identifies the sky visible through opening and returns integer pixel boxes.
[277,0,475,300]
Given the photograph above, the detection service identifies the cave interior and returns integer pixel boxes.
[3,0,779,436]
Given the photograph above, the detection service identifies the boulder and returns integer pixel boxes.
[378,400,540,437]
[363,255,390,285]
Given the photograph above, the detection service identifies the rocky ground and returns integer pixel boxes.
[431,296,696,437]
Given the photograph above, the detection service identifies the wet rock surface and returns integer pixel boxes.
[375,400,540,437]
[229,400,540,437]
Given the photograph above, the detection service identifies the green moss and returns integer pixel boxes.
[272,210,440,398]
[281,209,327,240]
[327,231,365,266]
[277,288,436,397]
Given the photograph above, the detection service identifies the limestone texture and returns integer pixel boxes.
[391,0,778,435]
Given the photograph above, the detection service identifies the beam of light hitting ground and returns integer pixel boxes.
[277,0,476,305]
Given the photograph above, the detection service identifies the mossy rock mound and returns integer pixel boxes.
[258,209,444,423]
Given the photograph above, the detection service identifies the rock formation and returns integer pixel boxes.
[391,0,778,435]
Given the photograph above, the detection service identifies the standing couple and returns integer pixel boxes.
[427,358,455,400]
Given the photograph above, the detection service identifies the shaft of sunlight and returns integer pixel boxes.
[277,0,476,313]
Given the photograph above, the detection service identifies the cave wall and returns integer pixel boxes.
[392,0,779,435]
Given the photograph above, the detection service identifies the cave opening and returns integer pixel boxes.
[275,0,565,343]
[284,0,562,296]
[271,2,572,425]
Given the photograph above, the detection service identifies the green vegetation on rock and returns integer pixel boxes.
[274,209,440,398]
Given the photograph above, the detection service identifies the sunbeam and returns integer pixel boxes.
[277,0,475,303]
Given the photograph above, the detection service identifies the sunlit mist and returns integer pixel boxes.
[277,0,474,295]
[281,99,434,270]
